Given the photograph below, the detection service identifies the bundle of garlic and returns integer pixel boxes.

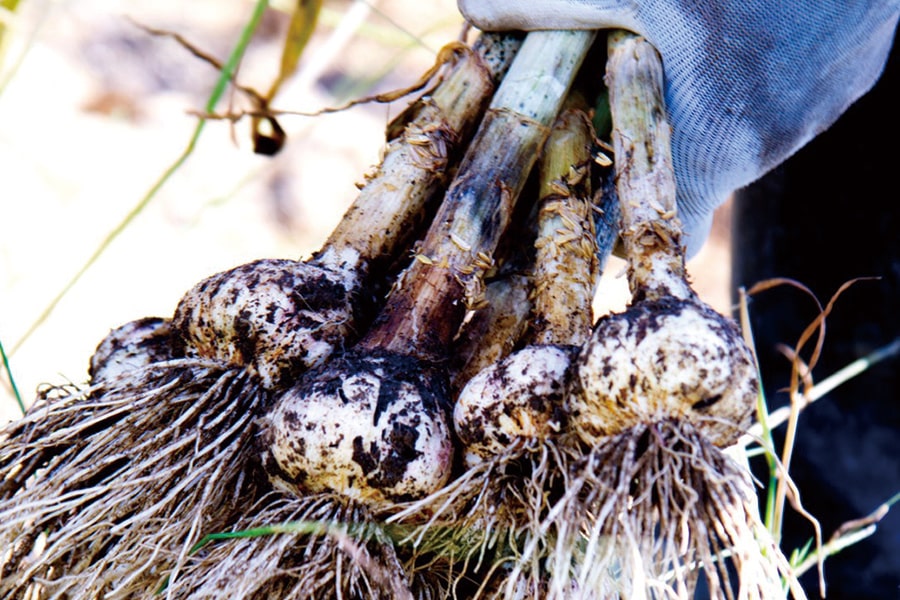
[394,101,609,598]
[166,29,598,599]
[536,31,802,599]
[0,32,521,600]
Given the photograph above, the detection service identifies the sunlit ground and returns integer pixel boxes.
[0,0,731,422]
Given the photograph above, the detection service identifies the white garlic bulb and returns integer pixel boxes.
[261,350,454,508]
[572,298,758,448]
[89,317,173,383]
[172,258,359,389]
[454,345,575,466]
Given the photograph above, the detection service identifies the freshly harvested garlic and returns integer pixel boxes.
[172,258,358,389]
[261,350,454,508]
[572,295,758,448]
[455,345,575,466]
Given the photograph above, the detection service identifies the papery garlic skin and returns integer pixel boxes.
[572,298,758,448]
[455,345,575,466]
[261,350,454,508]
[172,258,358,389]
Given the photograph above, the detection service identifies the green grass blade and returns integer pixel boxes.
[0,336,24,414]
[10,0,270,357]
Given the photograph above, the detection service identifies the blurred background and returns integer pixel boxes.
[0,0,732,421]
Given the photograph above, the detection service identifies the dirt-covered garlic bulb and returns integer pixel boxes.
[173,258,357,389]
[568,30,758,450]
[454,106,606,466]
[260,349,454,507]
[573,296,758,447]
[454,345,575,466]
[89,316,174,384]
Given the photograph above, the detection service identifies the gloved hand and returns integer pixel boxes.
[459,1,900,256]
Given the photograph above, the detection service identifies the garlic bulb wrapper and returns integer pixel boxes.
[261,349,454,507]
[173,258,358,389]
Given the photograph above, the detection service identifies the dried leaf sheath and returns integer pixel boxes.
[530,107,599,348]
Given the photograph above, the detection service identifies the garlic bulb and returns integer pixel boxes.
[261,350,454,507]
[173,258,358,389]
[89,317,174,384]
[568,30,759,450]
[455,344,575,467]
[572,296,758,448]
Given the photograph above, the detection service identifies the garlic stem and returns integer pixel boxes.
[531,106,599,347]
[316,32,523,277]
[451,271,532,391]
[606,30,691,302]
[360,30,596,359]
[453,101,602,464]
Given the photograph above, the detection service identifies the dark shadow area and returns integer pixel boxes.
[732,34,900,600]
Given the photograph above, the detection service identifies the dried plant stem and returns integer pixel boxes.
[606,29,689,303]
[531,105,599,347]
[361,29,595,360]
[318,32,523,278]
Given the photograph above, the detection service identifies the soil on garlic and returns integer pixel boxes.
[173,258,361,389]
[88,316,174,383]
[454,344,575,466]
[261,349,454,508]
[572,294,758,448]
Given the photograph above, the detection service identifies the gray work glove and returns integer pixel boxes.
[459,0,900,256]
